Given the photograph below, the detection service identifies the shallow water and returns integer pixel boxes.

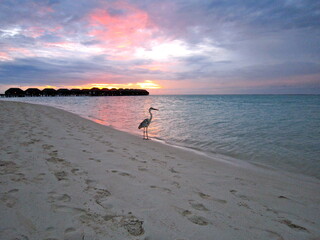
[3,95,320,179]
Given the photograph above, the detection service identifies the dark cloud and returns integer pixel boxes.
[107,7,127,16]
[138,0,320,38]
[0,56,116,85]
[233,62,320,80]
[0,56,166,86]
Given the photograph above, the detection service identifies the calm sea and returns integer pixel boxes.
[3,95,320,179]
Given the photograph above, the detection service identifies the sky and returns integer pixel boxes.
[0,0,319,94]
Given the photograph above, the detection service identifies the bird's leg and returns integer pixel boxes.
[143,127,147,140]
[146,127,149,140]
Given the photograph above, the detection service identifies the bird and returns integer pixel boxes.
[138,107,158,140]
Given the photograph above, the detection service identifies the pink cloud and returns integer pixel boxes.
[0,51,13,61]
[30,1,55,16]
[7,47,35,58]
[88,1,159,52]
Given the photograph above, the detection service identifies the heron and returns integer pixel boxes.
[138,107,158,140]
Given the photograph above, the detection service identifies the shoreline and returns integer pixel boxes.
[154,137,320,185]
[1,97,320,180]
[17,98,320,182]
[2,98,319,182]
[0,101,319,239]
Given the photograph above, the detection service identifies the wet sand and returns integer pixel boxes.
[0,101,319,240]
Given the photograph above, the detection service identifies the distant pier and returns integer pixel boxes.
[3,87,149,97]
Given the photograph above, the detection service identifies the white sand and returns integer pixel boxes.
[0,101,319,240]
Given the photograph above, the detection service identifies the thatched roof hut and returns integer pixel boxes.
[70,89,82,96]
[5,88,25,97]
[25,88,41,97]
[42,88,57,96]
[56,88,70,96]
[81,89,90,96]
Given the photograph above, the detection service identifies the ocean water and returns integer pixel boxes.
[3,95,320,179]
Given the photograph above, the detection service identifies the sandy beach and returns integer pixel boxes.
[0,101,319,240]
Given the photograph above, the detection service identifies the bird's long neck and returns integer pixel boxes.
[149,109,153,122]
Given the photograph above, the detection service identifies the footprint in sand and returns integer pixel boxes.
[63,229,85,240]
[53,171,68,181]
[11,172,27,183]
[85,179,112,209]
[48,191,71,203]
[130,157,138,162]
[0,193,17,208]
[33,173,46,183]
[188,215,210,226]
[121,215,145,236]
[0,160,18,174]
[169,167,179,173]
[138,167,148,172]
[279,219,308,232]
[197,192,211,199]
[230,189,250,200]
[197,191,227,204]
[172,181,181,188]
[46,156,66,164]
[82,149,92,153]
[278,195,290,200]
[111,170,135,178]
[49,150,58,157]
[64,227,76,234]
[150,185,172,193]
[152,158,167,167]
[71,168,87,176]
[52,205,86,216]
[42,144,54,150]
[0,230,29,240]
[94,188,112,209]
[175,207,210,226]
[130,157,146,163]
[118,172,134,178]
[188,200,209,211]
[85,179,97,188]
[89,157,101,163]
[103,213,145,236]
[238,202,251,209]
[8,189,19,193]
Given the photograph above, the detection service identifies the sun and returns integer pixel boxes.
[136,80,161,89]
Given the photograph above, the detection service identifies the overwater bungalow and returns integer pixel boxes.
[70,89,82,96]
[25,88,41,97]
[56,88,71,96]
[81,89,90,96]
[42,88,57,96]
[89,87,101,96]
[5,88,25,97]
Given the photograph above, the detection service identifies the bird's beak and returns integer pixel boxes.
[154,108,159,111]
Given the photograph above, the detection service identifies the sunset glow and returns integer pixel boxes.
[0,0,319,94]
[14,80,162,93]
[79,80,162,90]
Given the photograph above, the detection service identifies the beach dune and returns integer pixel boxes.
[0,101,319,240]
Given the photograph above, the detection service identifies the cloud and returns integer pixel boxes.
[0,0,319,93]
